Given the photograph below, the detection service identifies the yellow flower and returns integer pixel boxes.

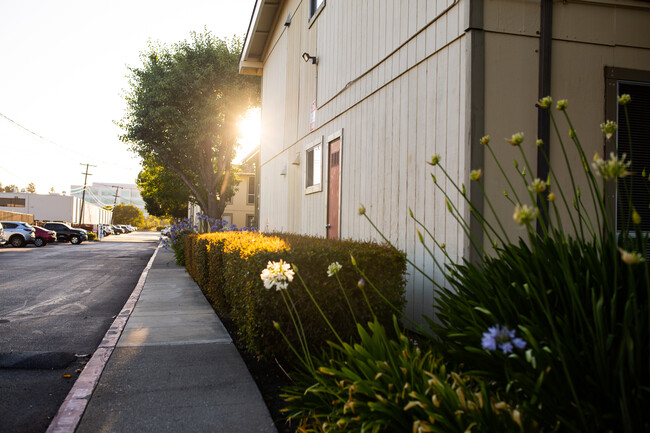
[470,169,482,182]
[537,96,552,109]
[618,248,645,265]
[536,138,544,147]
[531,178,546,194]
[556,99,568,111]
[358,204,366,215]
[618,94,631,106]
[427,154,441,166]
[600,120,617,140]
[505,132,524,146]
[513,204,537,225]
[592,152,631,179]
[480,135,490,146]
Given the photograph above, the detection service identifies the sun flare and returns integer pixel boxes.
[235,107,261,163]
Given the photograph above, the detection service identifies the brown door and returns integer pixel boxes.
[327,138,341,239]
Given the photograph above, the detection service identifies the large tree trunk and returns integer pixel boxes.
[205,192,224,221]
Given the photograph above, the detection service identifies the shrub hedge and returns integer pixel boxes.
[183,231,407,362]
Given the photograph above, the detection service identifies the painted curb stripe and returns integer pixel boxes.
[46,243,162,433]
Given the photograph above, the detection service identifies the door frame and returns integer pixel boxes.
[325,129,343,239]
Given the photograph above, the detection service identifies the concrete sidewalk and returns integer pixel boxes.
[58,245,277,432]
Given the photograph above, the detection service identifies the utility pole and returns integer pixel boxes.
[110,185,122,224]
[78,163,96,224]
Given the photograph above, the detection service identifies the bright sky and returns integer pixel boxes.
[0,0,258,194]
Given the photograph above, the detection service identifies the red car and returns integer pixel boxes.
[32,226,57,247]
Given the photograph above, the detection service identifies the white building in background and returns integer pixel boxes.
[0,192,111,224]
[69,182,146,215]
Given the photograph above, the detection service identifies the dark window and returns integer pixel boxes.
[616,81,650,232]
[2,223,17,229]
[0,197,26,207]
[309,0,325,18]
[247,177,255,205]
[246,214,255,228]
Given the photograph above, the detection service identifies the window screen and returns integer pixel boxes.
[616,81,650,232]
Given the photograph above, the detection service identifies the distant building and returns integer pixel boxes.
[69,182,146,215]
[188,150,259,229]
[0,192,111,224]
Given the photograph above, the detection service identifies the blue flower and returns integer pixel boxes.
[481,325,526,354]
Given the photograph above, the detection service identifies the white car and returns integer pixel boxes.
[1,221,36,248]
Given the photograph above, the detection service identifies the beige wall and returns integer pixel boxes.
[223,173,257,229]
[481,0,650,245]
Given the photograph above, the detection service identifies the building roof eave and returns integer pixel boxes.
[239,0,282,75]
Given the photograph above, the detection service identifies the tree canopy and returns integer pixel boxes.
[136,156,190,219]
[120,31,259,220]
[112,204,145,227]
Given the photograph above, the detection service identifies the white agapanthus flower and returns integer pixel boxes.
[260,260,295,291]
[327,262,342,277]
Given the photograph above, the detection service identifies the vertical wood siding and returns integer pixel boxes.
[258,0,468,324]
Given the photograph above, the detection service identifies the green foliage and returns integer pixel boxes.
[112,204,144,227]
[184,231,407,363]
[136,156,190,219]
[119,30,259,220]
[414,98,650,432]
[282,318,526,433]
[428,232,650,432]
[87,232,97,241]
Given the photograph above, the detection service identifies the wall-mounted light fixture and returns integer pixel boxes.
[302,52,317,64]
[284,13,291,26]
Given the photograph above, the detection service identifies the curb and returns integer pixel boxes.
[45,243,162,433]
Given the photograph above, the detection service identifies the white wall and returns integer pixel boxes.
[0,192,111,224]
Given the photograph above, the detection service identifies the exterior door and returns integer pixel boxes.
[327,138,341,239]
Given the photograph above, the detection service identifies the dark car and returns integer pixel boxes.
[111,225,124,235]
[42,222,88,245]
[33,226,57,247]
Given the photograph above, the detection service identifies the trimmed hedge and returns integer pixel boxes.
[183,231,407,362]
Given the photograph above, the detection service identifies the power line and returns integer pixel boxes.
[0,111,142,171]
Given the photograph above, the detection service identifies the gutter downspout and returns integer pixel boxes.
[536,0,553,235]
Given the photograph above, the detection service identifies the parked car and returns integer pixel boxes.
[112,225,124,235]
[161,226,171,237]
[42,222,88,244]
[0,224,6,246]
[103,225,113,236]
[33,226,57,247]
[1,221,36,247]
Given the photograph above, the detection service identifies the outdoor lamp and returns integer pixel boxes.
[302,52,317,64]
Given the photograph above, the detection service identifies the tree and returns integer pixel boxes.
[120,31,259,220]
[112,204,145,227]
[136,156,190,219]
[4,184,17,193]
[26,183,36,193]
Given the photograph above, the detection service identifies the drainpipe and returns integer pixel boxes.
[536,0,553,235]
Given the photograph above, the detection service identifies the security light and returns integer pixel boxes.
[302,52,317,64]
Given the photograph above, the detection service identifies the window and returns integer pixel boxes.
[605,68,650,233]
[616,80,650,232]
[305,140,323,194]
[222,214,232,225]
[225,195,233,205]
[0,197,26,207]
[309,0,325,19]
[246,214,255,228]
[247,176,255,205]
